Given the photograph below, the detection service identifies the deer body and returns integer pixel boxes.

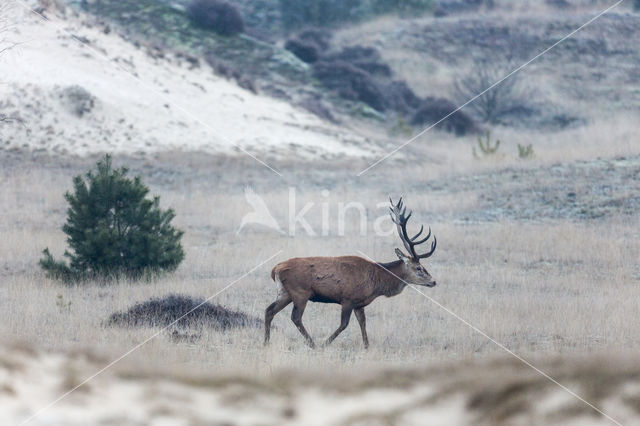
[264,198,438,349]
[274,256,407,305]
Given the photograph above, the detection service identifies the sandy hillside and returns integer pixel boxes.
[0,3,372,159]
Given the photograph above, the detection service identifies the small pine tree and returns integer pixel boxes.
[40,155,184,282]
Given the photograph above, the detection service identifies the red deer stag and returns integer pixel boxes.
[264,197,437,348]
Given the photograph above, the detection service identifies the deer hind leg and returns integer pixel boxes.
[264,292,292,346]
[354,307,369,349]
[291,300,316,349]
[324,304,353,347]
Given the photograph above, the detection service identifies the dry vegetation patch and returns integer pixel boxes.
[107,293,262,331]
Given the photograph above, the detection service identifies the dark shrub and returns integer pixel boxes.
[454,57,528,124]
[313,46,424,115]
[187,0,245,36]
[40,155,184,282]
[284,38,319,63]
[60,85,95,117]
[108,294,262,330]
[433,6,448,17]
[550,113,580,129]
[285,28,333,63]
[327,46,392,77]
[635,0,640,11]
[382,80,422,114]
[228,0,281,41]
[411,97,476,135]
[313,60,386,111]
[297,28,332,51]
[313,46,395,111]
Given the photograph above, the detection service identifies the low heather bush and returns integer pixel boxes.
[187,0,245,36]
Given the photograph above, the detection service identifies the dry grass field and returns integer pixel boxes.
[2,132,640,367]
[2,139,640,424]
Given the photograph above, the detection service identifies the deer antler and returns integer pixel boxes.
[389,197,436,260]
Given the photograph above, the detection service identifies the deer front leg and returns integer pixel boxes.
[354,307,369,349]
[324,304,353,347]
[264,293,292,345]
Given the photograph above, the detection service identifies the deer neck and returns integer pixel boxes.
[375,260,407,297]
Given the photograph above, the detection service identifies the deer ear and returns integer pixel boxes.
[395,248,410,263]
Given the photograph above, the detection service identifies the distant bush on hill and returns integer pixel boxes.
[312,45,401,112]
[411,97,476,136]
[326,46,392,78]
[313,45,428,118]
[285,38,319,63]
[454,58,528,124]
[311,42,473,135]
[60,85,95,117]
[187,0,245,36]
[382,80,422,114]
[314,60,386,112]
[228,0,281,40]
[284,28,333,63]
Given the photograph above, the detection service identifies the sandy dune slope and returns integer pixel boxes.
[2,342,638,425]
[0,3,371,159]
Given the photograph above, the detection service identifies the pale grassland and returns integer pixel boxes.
[354,114,640,187]
[1,149,639,381]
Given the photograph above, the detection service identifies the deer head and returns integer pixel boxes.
[389,197,437,287]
